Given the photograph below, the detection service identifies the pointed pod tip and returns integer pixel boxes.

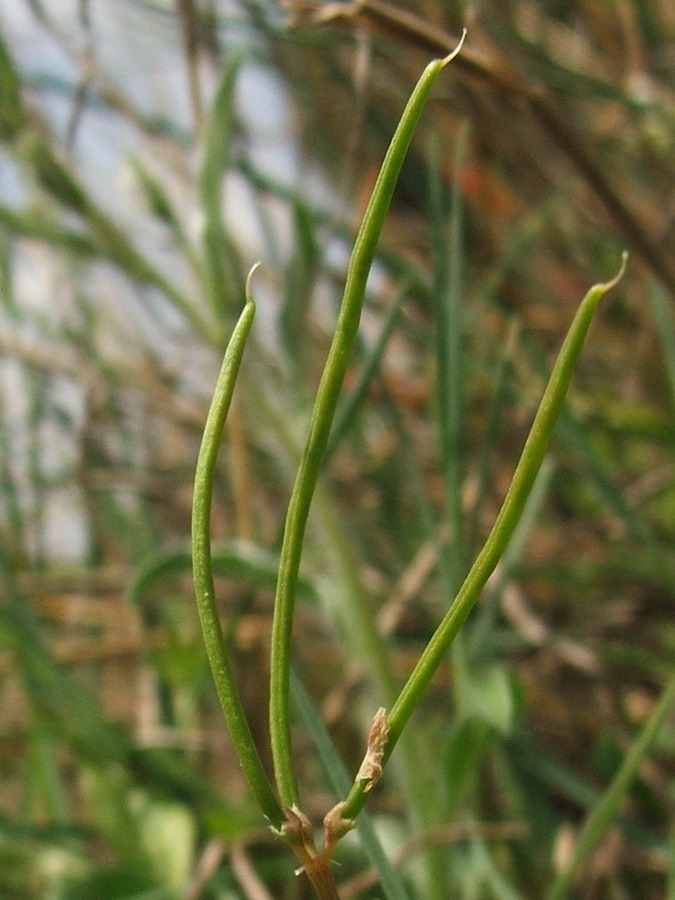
[441,28,467,68]
[602,251,628,294]
[245,261,262,306]
[247,259,262,283]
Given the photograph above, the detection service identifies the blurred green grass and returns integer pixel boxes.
[0,1,674,897]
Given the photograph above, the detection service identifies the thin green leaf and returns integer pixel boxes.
[12,136,214,340]
[198,55,244,320]
[326,280,407,460]
[280,200,321,378]
[0,204,99,258]
[0,32,28,140]
[429,121,469,594]
[131,541,319,606]
[466,318,522,558]
[546,669,675,900]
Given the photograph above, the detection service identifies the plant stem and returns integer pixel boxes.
[304,858,341,900]
[192,266,284,830]
[269,41,465,810]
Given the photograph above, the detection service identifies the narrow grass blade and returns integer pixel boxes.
[0,558,129,765]
[427,126,471,891]
[198,55,244,321]
[28,729,69,823]
[429,121,469,594]
[0,378,25,562]
[546,670,675,900]
[649,283,675,410]
[281,200,320,381]
[0,31,27,139]
[0,204,99,258]
[12,135,214,341]
[326,280,407,460]
[26,370,49,568]
[466,318,522,558]
[0,222,15,315]
[131,541,319,607]
[129,155,205,278]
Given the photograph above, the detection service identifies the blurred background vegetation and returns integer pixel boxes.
[0,1,674,897]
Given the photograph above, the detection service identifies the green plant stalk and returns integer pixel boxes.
[269,44,465,810]
[191,266,284,830]
[546,667,675,900]
[338,253,628,823]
